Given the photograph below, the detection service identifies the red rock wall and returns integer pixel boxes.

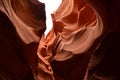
[0,0,46,80]
[0,0,120,80]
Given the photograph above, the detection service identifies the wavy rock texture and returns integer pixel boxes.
[0,0,120,80]
[37,0,103,80]
[38,0,120,80]
[0,0,46,80]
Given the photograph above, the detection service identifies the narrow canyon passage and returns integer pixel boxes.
[39,0,62,35]
[0,0,120,80]
[37,0,104,80]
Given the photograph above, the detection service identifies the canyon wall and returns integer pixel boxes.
[0,0,120,80]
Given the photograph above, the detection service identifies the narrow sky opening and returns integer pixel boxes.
[39,0,62,35]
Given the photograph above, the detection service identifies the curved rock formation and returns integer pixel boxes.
[38,0,120,80]
[37,0,103,80]
[0,0,46,80]
[0,0,120,80]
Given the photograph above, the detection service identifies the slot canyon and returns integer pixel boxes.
[0,0,120,80]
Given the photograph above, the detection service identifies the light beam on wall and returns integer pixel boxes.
[39,0,62,35]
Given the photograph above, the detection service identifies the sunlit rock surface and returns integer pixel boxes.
[0,0,120,80]
[37,0,103,79]
[37,0,120,80]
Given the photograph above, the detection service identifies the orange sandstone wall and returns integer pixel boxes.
[0,0,120,80]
